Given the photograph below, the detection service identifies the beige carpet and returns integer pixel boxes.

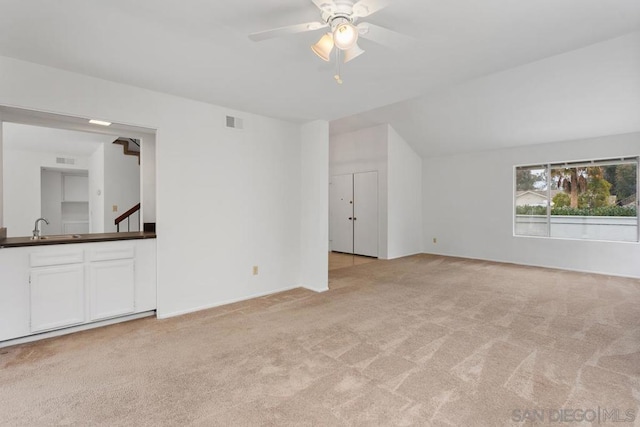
[1,254,639,426]
[329,252,378,271]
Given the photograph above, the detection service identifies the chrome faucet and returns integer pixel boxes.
[32,217,49,240]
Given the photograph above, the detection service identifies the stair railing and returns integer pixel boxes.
[115,203,141,232]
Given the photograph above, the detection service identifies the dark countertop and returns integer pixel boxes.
[0,232,156,248]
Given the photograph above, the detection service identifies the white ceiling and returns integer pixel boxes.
[332,31,640,156]
[3,123,114,155]
[0,0,639,154]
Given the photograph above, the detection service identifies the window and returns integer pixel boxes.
[515,157,639,242]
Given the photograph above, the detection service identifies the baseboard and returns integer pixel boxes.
[303,285,329,293]
[0,311,155,349]
[157,285,301,319]
[421,251,640,280]
[386,250,423,260]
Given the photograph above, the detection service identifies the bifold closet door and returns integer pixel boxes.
[330,174,354,254]
[330,171,378,257]
[353,171,378,257]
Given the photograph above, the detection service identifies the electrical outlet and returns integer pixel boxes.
[252,266,259,275]
[112,205,118,212]
[433,237,437,244]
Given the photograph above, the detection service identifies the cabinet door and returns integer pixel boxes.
[89,259,135,321]
[30,264,85,332]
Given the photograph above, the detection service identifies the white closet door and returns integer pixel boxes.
[353,171,378,257]
[330,174,354,253]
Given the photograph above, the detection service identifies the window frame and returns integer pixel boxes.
[513,156,640,243]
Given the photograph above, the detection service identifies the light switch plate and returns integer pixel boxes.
[112,205,118,212]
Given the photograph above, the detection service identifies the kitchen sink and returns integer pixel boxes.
[39,234,83,240]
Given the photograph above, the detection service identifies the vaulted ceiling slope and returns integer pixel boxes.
[0,1,639,154]
[333,31,640,156]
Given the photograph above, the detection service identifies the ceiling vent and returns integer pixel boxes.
[225,115,244,130]
[56,157,75,165]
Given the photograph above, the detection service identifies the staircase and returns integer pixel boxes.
[112,137,140,164]
[115,203,141,232]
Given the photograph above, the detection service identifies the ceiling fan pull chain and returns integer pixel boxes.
[334,49,343,84]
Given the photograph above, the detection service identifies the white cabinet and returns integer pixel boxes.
[134,239,157,312]
[29,248,85,332]
[88,245,135,321]
[0,247,31,341]
[30,264,85,332]
[0,239,157,344]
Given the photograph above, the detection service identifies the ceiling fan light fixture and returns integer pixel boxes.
[311,32,334,61]
[343,43,365,63]
[332,21,358,50]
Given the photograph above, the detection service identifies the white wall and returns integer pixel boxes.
[0,55,326,318]
[40,169,63,234]
[387,126,422,258]
[300,120,329,292]
[104,141,140,232]
[141,135,156,225]
[330,124,389,258]
[2,148,89,236]
[88,144,104,233]
[423,132,640,278]
[0,120,3,228]
[0,118,4,228]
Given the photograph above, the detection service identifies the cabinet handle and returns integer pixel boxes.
[348,217,352,220]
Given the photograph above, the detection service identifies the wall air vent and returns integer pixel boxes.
[56,157,75,165]
[225,115,244,130]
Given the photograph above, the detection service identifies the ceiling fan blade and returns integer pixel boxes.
[249,22,328,42]
[352,0,391,17]
[357,22,416,49]
[311,0,336,14]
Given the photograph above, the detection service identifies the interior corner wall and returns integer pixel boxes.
[300,120,329,292]
[387,126,422,258]
[40,169,63,234]
[141,135,156,224]
[88,144,105,233]
[422,132,640,278]
[0,55,304,318]
[329,124,389,258]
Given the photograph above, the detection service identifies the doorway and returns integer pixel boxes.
[330,171,378,257]
[41,168,90,235]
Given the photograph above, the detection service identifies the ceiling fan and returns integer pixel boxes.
[249,0,410,81]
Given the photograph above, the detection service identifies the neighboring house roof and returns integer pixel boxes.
[515,190,561,206]
[515,190,561,198]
